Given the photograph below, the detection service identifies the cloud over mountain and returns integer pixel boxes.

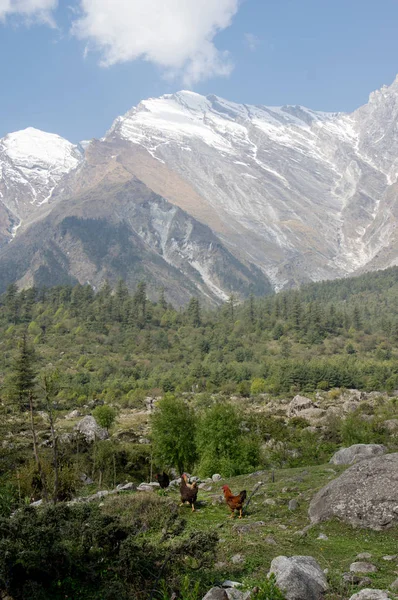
[71,0,239,84]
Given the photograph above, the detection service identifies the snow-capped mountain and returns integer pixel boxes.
[0,127,83,242]
[1,76,398,302]
[105,79,398,289]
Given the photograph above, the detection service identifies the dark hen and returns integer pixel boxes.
[179,473,198,512]
[155,472,170,489]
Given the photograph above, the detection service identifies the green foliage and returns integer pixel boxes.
[0,500,218,600]
[251,377,267,395]
[151,395,198,474]
[92,404,118,430]
[243,574,286,600]
[196,403,260,477]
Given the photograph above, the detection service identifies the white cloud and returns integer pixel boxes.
[0,0,57,24]
[72,0,239,85]
[244,32,260,52]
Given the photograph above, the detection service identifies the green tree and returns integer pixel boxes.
[151,395,197,474]
[186,297,201,327]
[196,403,260,477]
[93,404,118,431]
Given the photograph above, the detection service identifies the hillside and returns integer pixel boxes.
[1,269,398,599]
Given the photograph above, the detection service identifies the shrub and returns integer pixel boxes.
[251,378,267,395]
[196,403,260,477]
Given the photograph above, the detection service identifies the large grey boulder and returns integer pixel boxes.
[74,416,108,442]
[348,590,391,600]
[309,453,398,530]
[330,444,386,465]
[287,396,314,417]
[268,555,328,600]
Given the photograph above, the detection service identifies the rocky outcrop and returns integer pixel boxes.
[287,396,314,417]
[330,444,386,465]
[309,453,398,530]
[268,555,328,600]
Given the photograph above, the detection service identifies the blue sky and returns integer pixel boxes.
[1,0,398,143]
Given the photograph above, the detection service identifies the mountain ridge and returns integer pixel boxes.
[1,76,398,301]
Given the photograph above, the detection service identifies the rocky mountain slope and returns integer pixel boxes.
[2,76,398,301]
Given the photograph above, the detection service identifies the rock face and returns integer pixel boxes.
[269,555,328,600]
[74,416,109,442]
[309,453,398,530]
[330,444,387,465]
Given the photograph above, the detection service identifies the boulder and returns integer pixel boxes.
[330,444,386,465]
[74,416,108,442]
[268,555,328,600]
[309,453,398,530]
[287,396,314,417]
[212,474,222,482]
[348,591,391,600]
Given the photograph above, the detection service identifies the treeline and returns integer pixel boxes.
[1,268,398,401]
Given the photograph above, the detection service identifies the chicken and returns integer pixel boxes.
[179,473,198,512]
[222,485,247,519]
[155,472,170,489]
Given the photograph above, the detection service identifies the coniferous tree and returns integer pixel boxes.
[11,333,37,410]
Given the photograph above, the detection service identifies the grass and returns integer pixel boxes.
[102,464,398,600]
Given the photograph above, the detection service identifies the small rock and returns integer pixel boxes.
[390,578,398,591]
[289,499,299,511]
[221,580,243,588]
[317,533,328,540]
[348,590,391,600]
[211,494,224,505]
[137,483,155,492]
[212,474,222,482]
[116,482,136,491]
[65,409,82,419]
[264,535,277,545]
[30,499,43,507]
[264,498,276,506]
[350,562,378,574]
[231,554,244,565]
[382,555,397,561]
[356,553,372,560]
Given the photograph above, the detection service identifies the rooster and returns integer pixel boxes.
[155,472,170,489]
[222,485,247,519]
[180,473,198,512]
